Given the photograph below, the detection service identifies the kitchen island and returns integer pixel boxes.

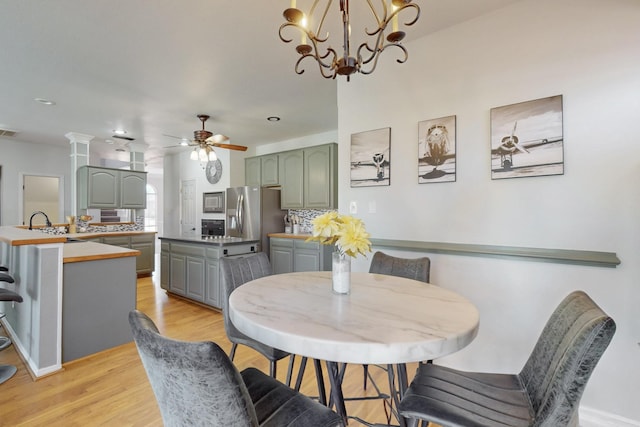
[0,226,139,377]
[159,235,259,309]
[62,241,139,362]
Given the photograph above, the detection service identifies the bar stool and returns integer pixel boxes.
[0,288,23,384]
[0,272,17,353]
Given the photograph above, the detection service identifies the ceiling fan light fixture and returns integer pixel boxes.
[190,148,199,160]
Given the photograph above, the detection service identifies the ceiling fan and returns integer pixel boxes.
[164,114,247,161]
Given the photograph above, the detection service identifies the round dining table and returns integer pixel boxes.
[229,271,480,425]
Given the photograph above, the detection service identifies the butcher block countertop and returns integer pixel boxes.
[69,231,156,239]
[268,233,312,240]
[63,241,139,264]
[0,226,66,246]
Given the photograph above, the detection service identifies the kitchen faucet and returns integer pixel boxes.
[28,211,52,230]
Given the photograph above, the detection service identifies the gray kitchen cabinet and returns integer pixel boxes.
[159,237,258,309]
[120,171,147,209]
[131,234,155,275]
[204,247,221,308]
[160,242,170,290]
[304,144,337,209]
[77,166,147,209]
[77,166,119,209]
[245,154,280,187]
[278,149,305,209]
[245,156,261,187]
[186,256,206,301]
[270,237,332,274]
[261,154,279,186]
[270,237,294,274]
[169,243,206,301]
[87,233,156,276]
[169,253,187,296]
[101,235,130,248]
[278,143,337,209]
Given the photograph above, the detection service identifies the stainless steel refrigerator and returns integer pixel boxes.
[226,186,286,256]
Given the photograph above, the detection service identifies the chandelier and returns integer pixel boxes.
[279,0,420,80]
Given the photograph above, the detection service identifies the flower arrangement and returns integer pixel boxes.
[307,211,371,258]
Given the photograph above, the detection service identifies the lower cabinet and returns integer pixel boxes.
[160,239,257,310]
[80,233,156,276]
[270,237,332,274]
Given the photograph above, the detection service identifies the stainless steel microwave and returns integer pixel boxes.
[203,191,225,213]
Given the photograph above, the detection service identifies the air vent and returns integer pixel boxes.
[112,134,135,141]
[0,128,17,137]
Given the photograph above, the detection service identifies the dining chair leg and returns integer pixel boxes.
[314,359,327,406]
[326,361,348,426]
[363,364,369,389]
[269,360,277,378]
[285,354,295,386]
[294,356,308,391]
[229,343,238,361]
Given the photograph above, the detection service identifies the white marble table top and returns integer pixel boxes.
[229,271,480,365]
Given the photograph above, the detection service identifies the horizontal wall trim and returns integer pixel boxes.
[369,239,621,268]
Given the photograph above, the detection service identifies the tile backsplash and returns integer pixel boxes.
[288,209,334,233]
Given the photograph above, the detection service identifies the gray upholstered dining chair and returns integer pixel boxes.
[220,253,295,383]
[399,290,616,427]
[368,251,431,283]
[129,310,343,427]
[363,251,431,389]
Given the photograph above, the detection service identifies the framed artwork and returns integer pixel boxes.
[350,127,391,187]
[491,95,564,180]
[418,115,456,183]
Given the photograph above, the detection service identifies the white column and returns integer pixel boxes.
[65,132,94,217]
[128,142,147,172]
[128,142,148,227]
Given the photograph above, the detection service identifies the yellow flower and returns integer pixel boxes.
[307,212,371,258]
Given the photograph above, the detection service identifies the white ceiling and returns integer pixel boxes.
[0,0,521,172]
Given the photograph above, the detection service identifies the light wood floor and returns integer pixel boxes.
[0,273,419,426]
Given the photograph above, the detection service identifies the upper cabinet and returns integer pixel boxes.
[77,166,147,210]
[279,143,337,209]
[279,149,305,209]
[304,144,337,209]
[245,143,337,209]
[245,157,261,187]
[245,154,279,187]
[120,171,147,209]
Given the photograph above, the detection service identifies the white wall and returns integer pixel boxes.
[338,0,640,423]
[0,138,71,226]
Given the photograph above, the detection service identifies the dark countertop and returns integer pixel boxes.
[159,234,260,246]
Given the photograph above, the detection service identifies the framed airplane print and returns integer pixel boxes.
[418,115,456,183]
[490,95,564,180]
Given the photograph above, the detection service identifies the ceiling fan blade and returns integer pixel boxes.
[205,133,230,144]
[211,143,248,152]
[163,133,192,146]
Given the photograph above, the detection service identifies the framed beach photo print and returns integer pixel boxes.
[350,127,391,187]
[418,115,456,183]
[490,95,564,180]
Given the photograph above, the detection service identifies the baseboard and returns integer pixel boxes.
[581,406,640,427]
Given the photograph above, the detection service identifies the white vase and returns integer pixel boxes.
[332,252,351,295]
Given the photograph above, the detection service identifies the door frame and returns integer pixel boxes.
[19,172,65,226]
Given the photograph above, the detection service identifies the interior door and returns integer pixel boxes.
[181,179,197,235]
[22,174,62,225]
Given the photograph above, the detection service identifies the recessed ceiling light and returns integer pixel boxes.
[267,116,281,122]
[34,98,56,106]
[113,129,127,135]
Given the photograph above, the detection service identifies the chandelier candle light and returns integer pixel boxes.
[280,0,420,80]
[307,211,372,294]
